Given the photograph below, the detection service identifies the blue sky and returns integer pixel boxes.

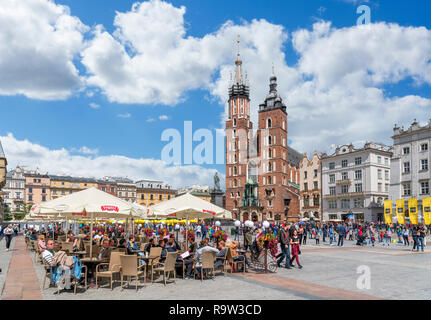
[0,0,430,188]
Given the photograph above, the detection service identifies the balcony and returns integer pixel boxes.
[324,191,365,199]
[336,179,351,185]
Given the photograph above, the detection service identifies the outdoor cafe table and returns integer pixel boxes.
[81,257,109,287]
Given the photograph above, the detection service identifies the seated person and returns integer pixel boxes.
[66,233,79,251]
[169,234,181,251]
[42,239,56,265]
[214,241,227,271]
[194,240,219,278]
[144,238,156,254]
[38,234,46,253]
[126,236,139,254]
[226,239,249,271]
[98,239,112,260]
[93,231,103,245]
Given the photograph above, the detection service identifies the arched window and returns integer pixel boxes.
[267,118,272,128]
[268,162,272,172]
[234,166,238,175]
[234,179,237,187]
[268,136,272,145]
[240,100,244,114]
[234,200,237,208]
[268,149,272,158]
[233,118,237,126]
[268,176,272,184]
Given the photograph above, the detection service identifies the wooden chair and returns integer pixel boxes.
[151,252,177,285]
[96,252,122,290]
[226,247,245,273]
[119,255,146,292]
[33,241,42,263]
[42,259,53,290]
[195,250,216,281]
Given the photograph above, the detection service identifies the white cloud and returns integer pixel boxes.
[117,112,131,118]
[159,115,169,120]
[1,133,223,189]
[0,0,88,100]
[89,102,100,109]
[146,118,156,122]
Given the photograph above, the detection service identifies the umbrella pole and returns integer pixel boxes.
[186,217,189,251]
[90,213,94,258]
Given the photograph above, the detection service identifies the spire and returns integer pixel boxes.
[234,35,243,84]
[269,65,277,93]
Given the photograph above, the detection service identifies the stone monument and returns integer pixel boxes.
[210,172,225,208]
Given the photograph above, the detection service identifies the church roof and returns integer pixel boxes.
[287,146,303,168]
[258,74,287,114]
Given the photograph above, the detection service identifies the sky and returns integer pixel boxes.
[0,0,430,189]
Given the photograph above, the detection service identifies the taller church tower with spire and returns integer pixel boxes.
[225,38,253,215]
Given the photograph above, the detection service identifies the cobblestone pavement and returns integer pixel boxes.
[0,234,17,295]
[3,235,430,300]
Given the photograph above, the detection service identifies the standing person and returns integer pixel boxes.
[13,224,18,236]
[196,224,202,240]
[315,226,320,245]
[417,224,426,252]
[402,227,410,246]
[298,225,304,245]
[234,224,240,241]
[322,225,327,242]
[289,230,302,269]
[329,225,334,246]
[244,226,253,252]
[412,226,419,252]
[276,224,292,269]
[337,224,345,247]
[3,224,14,252]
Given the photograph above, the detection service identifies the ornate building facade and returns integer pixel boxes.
[225,50,301,223]
[299,151,322,220]
[0,140,7,223]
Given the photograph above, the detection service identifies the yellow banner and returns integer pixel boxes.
[384,200,392,224]
[408,198,418,225]
[423,197,431,225]
[396,199,405,225]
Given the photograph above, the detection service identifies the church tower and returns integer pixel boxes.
[225,38,253,219]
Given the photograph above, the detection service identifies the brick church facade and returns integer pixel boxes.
[225,51,301,223]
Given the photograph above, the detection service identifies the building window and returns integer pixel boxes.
[62,190,65,195]
[268,176,272,184]
[355,157,362,165]
[168,195,171,200]
[384,158,389,165]
[314,169,318,177]
[42,188,46,194]
[421,159,428,171]
[341,199,350,209]
[304,171,307,179]
[355,183,362,193]
[329,187,336,195]
[385,170,389,180]
[421,143,428,152]
[111,187,114,193]
[304,183,308,191]
[29,187,33,193]
[385,184,389,192]
[267,118,272,128]
[29,195,33,201]
[403,162,410,173]
[159,195,162,201]
[304,196,309,207]
[403,147,410,155]
[403,183,411,196]
[53,190,57,195]
[141,194,145,200]
[377,156,382,164]
[268,200,273,207]
[341,185,349,194]
[355,170,362,180]
[69,190,73,194]
[341,160,348,168]
[329,174,335,183]
[353,198,364,208]
[313,195,320,206]
[378,169,382,179]
[329,162,335,170]
[329,200,337,209]
[42,195,46,201]
[314,181,318,189]
[62,182,65,185]
[341,172,348,180]
[150,194,154,200]
[421,182,429,195]
[102,187,106,192]
[378,183,382,192]
[233,118,236,127]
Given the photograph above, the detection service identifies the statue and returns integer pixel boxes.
[213,172,221,191]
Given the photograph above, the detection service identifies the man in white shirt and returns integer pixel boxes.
[42,240,55,265]
[3,225,14,251]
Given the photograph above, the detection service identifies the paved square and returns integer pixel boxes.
[2,235,430,300]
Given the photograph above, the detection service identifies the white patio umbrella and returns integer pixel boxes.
[30,187,142,257]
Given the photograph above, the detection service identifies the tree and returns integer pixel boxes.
[3,206,12,222]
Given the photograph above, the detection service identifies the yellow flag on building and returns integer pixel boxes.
[396,199,405,225]
[423,197,431,225]
[408,198,418,225]
[384,200,392,224]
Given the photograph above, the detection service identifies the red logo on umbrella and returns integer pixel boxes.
[101,206,119,212]
[72,210,87,216]
[203,209,216,215]
[167,213,177,217]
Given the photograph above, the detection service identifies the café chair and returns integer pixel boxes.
[151,252,177,285]
[226,247,245,273]
[195,251,216,282]
[119,255,146,292]
[95,252,122,290]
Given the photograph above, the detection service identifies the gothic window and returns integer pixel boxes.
[234,166,238,175]
[268,176,272,184]
[233,118,237,126]
[234,200,237,208]
[233,179,237,187]
[268,136,272,145]
[268,162,272,172]
[268,149,272,158]
[240,100,244,114]
[267,118,272,128]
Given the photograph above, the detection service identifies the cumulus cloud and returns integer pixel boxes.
[117,112,131,118]
[0,0,88,100]
[146,118,156,122]
[89,102,100,109]
[159,115,169,120]
[1,133,223,188]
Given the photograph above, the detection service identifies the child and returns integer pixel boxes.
[371,233,375,247]
[315,229,320,245]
